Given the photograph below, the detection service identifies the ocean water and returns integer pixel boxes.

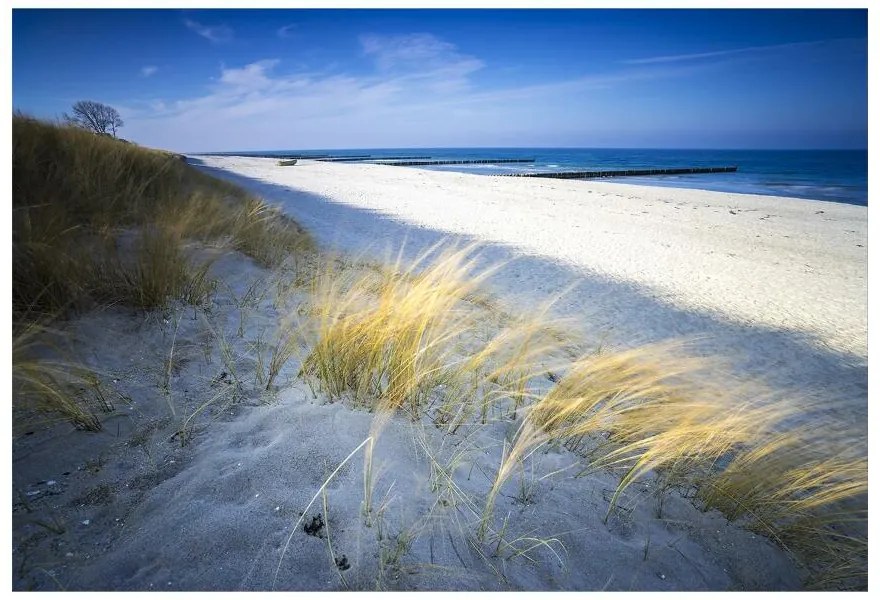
[212,148,867,206]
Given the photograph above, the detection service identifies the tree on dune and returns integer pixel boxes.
[63,100,124,137]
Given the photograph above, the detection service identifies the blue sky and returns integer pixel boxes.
[12,9,867,151]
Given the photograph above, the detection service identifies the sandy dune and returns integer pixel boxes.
[11,240,804,592]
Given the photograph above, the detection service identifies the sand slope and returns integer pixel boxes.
[12,249,803,591]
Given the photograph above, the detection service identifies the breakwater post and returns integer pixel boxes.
[502,166,738,179]
[375,158,536,166]
[320,156,433,162]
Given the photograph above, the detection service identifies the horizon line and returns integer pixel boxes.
[187,145,868,154]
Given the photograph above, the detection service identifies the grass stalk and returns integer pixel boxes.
[273,436,375,590]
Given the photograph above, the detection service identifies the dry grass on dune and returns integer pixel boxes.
[295,245,576,529]
[12,114,312,319]
[299,245,493,415]
[298,244,574,420]
[297,247,867,590]
[12,319,113,434]
[480,346,777,533]
[12,114,311,429]
[698,430,868,588]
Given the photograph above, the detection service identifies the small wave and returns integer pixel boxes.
[763,183,848,195]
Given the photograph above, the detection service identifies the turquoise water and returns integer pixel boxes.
[211,148,868,206]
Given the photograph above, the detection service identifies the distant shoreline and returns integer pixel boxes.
[192,148,868,206]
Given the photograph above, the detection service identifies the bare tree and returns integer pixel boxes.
[63,100,124,137]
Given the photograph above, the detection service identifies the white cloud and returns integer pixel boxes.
[140,65,158,78]
[218,59,280,91]
[361,33,458,68]
[277,23,297,39]
[359,33,484,93]
[184,19,233,44]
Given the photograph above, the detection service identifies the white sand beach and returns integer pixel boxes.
[191,157,868,426]
[196,157,867,359]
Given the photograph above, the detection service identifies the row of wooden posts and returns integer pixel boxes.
[502,166,739,179]
[272,155,739,179]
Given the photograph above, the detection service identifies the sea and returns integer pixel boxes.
[208,148,868,206]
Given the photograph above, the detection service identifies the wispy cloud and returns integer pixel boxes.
[120,33,735,150]
[140,65,158,78]
[623,37,863,65]
[277,23,297,39]
[361,33,459,68]
[359,32,485,93]
[184,18,233,44]
[218,59,280,90]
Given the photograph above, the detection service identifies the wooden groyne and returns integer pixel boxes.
[375,158,536,166]
[213,153,329,159]
[216,153,402,160]
[319,156,433,162]
[503,166,738,180]
[314,155,374,162]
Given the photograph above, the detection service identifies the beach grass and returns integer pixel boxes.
[299,244,493,416]
[12,114,312,320]
[12,114,311,428]
[293,246,866,589]
[698,428,868,588]
[298,245,572,422]
[12,320,103,433]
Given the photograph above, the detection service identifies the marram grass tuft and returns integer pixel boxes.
[12,114,312,318]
